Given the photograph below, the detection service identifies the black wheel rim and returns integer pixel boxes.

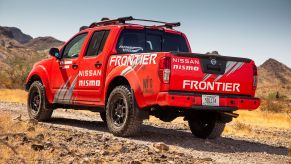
[110,95,127,127]
[200,120,210,128]
[30,89,41,114]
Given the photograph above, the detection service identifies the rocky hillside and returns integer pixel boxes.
[258,58,291,87]
[0,26,32,44]
[0,26,63,51]
[256,58,291,99]
[24,36,64,51]
[0,26,63,88]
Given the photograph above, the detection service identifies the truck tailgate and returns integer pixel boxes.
[169,53,255,96]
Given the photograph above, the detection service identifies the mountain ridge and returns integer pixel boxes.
[24,36,64,51]
[0,26,63,51]
[0,26,32,44]
[257,58,291,88]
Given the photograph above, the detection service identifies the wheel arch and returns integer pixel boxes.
[105,76,130,104]
[104,74,146,109]
[25,74,42,91]
[25,66,54,103]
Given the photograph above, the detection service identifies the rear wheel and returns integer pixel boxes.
[27,81,53,121]
[188,112,225,139]
[106,85,142,137]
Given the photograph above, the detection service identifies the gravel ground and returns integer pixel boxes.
[0,101,290,163]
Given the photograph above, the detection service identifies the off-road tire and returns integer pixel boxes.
[106,85,142,137]
[27,81,53,121]
[188,114,225,139]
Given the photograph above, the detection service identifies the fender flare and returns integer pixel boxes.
[26,65,54,103]
[103,66,147,108]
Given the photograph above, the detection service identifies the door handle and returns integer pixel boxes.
[95,62,102,68]
[72,63,78,69]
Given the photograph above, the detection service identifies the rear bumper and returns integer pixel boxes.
[156,91,260,111]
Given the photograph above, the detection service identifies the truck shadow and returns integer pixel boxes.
[49,117,288,156]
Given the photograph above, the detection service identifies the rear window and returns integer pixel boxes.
[116,29,189,54]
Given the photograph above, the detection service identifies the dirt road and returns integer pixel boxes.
[0,101,290,163]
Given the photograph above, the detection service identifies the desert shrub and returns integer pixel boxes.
[0,53,47,88]
[267,92,288,100]
[260,99,283,113]
[233,121,252,133]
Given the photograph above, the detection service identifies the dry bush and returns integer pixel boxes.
[232,121,252,133]
[260,99,284,113]
[266,92,288,100]
[0,53,47,89]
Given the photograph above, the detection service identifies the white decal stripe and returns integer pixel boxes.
[64,75,79,101]
[53,84,65,103]
[135,65,144,73]
[202,74,212,81]
[225,61,237,74]
[124,69,133,76]
[227,62,244,76]
[53,77,71,103]
[121,67,132,75]
[64,61,73,64]
[214,75,223,82]
[63,65,70,69]
[213,61,237,81]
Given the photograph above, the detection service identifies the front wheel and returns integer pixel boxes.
[27,81,53,121]
[106,85,142,137]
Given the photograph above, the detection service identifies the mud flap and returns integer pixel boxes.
[131,89,149,120]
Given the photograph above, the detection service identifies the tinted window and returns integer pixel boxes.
[116,30,145,53]
[63,33,87,58]
[86,30,110,57]
[116,29,189,54]
[163,33,189,52]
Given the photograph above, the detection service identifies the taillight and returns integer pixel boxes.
[253,64,258,90]
[159,56,171,84]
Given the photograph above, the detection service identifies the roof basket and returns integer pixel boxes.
[87,16,181,29]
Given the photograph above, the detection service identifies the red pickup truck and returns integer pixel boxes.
[25,17,260,138]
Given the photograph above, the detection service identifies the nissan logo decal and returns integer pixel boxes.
[210,59,217,65]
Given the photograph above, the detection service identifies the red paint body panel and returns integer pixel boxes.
[25,24,260,111]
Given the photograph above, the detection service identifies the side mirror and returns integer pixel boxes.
[49,48,61,59]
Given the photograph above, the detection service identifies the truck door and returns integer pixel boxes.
[75,30,110,104]
[51,32,88,104]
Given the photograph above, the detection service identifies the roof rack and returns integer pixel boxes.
[87,16,180,29]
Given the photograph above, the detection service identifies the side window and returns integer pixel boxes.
[116,30,145,54]
[63,33,87,58]
[86,30,110,57]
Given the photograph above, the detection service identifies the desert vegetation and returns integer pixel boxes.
[0,52,47,89]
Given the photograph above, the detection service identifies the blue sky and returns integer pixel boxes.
[0,0,290,67]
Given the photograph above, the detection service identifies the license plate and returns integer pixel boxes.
[202,95,219,106]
